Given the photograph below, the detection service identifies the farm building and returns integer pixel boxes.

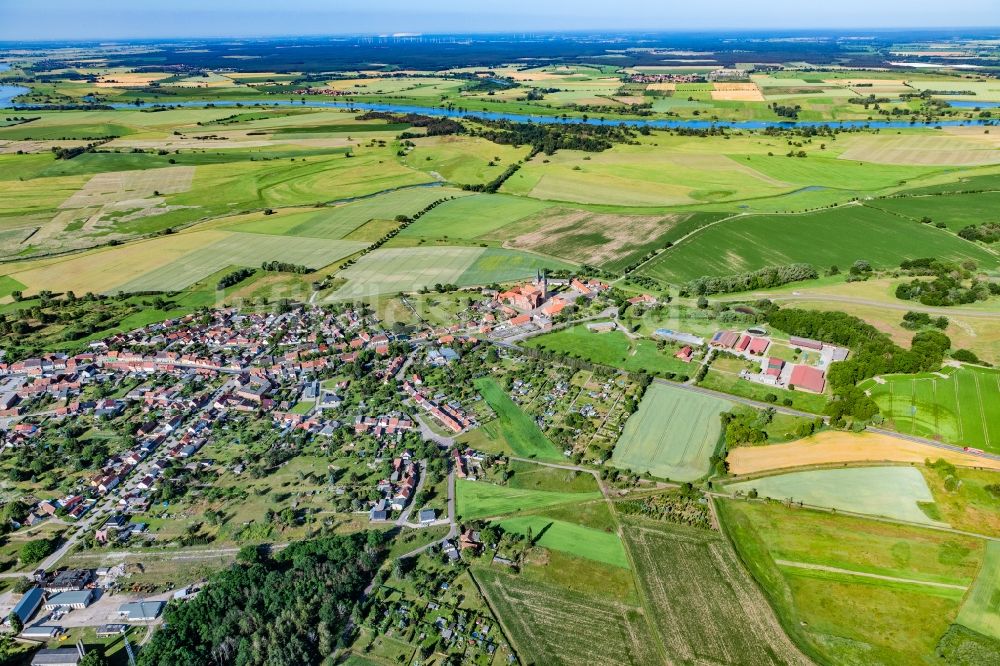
[21,625,63,640]
[711,331,741,348]
[11,587,44,624]
[46,569,93,592]
[587,321,617,333]
[737,336,751,352]
[675,346,693,363]
[746,337,770,355]
[30,647,82,666]
[790,336,823,351]
[765,358,785,377]
[43,590,94,610]
[790,365,827,393]
[117,600,165,621]
[655,329,705,346]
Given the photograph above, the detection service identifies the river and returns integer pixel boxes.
[5,92,999,130]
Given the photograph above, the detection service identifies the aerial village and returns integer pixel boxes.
[0,269,851,655]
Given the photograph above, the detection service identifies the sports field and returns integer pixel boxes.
[474,378,563,461]
[455,479,600,520]
[727,430,1000,476]
[640,204,999,283]
[956,541,1000,640]
[719,499,985,665]
[497,515,630,569]
[473,567,659,666]
[611,382,732,481]
[330,246,572,299]
[726,466,944,526]
[860,366,1000,454]
[622,520,809,666]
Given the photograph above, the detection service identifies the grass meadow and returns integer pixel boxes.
[956,541,1000,641]
[455,479,600,520]
[523,326,694,378]
[497,515,630,569]
[474,377,563,461]
[718,499,986,665]
[611,382,731,481]
[726,466,944,526]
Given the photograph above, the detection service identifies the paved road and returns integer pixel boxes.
[774,560,969,590]
[397,469,457,559]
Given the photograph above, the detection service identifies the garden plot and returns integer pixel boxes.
[473,567,659,666]
[612,382,731,481]
[623,521,809,666]
[726,466,945,526]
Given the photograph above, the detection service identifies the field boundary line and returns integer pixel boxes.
[467,568,524,666]
[774,559,969,590]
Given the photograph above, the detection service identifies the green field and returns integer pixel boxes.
[956,540,1000,640]
[523,326,694,377]
[612,382,732,481]
[640,204,999,284]
[719,499,986,665]
[115,233,366,293]
[227,187,466,239]
[622,519,808,665]
[473,566,659,666]
[330,246,572,299]
[474,377,563,461]
[497,515,629,569]
[727,466,943,526]
[455,479,600,520]
[396,193,550,240]
[860,365,1000,454]
[867,191,1000,232]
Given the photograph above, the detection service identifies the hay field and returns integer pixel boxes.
[473,567,659,666]
[612,382,732,481]
[640,204,999,284]
[719,499,984,665]
[727,430,1000,476]
[956,541,1000,640]
[726,466,944,525]
[838,134,1000,166]
[623,520,809,666]
[861,366,1000,453]
[503,208,685,268]
[401,134,530,184]
[116,232,365,293]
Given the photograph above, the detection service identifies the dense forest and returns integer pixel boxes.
[137,532,386,666]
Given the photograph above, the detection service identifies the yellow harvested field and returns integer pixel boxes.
[711,85,765,101]
[613,96,646,105]
[6,230,230,294]
[94,72,172,87]
[727,431,1000,476]
[646,83,677,91]
[0,140,91,154]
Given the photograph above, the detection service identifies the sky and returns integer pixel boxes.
[1,0,998,41]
